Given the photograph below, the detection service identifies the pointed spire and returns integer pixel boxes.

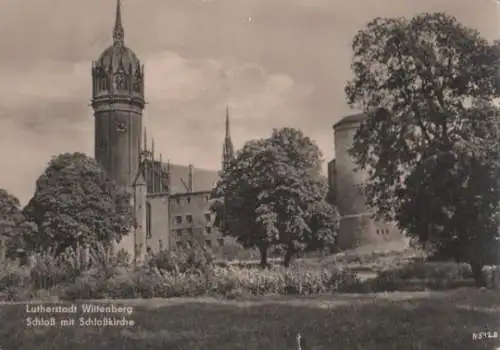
[143,127,147,153]
[222,105,235,172]
[113,0,125,45]
[225,104,231,139]
[151,138,155,160]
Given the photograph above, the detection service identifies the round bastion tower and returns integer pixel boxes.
[333,113,403,250]
[91,0,145,190]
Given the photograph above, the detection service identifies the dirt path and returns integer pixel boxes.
[61,290,446,310]
[2,288,489,312]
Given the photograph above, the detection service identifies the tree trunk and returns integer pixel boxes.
[470,261,486,287]
[283,249,295,268]
[259,244,268,269]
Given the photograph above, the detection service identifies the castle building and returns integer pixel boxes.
[331,113,402,249]
[91,0,231,261]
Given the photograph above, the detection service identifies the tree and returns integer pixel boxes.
[23,152,134,256]
[345,12,500,286]
[0,189,35,259]
[212,128,339,268]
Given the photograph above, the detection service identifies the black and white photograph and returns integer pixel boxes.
[0,0,499,349]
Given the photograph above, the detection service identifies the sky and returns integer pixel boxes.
[0,0,497,205]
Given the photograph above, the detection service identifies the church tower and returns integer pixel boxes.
[91,0,145,189]
[222,105,234,171]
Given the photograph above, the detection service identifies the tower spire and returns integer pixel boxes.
[225,105,230,139]
[222,105,235,171]
[113,0,124,45]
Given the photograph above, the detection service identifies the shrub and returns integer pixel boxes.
[368,261,474,292]
[482,265,500,290]
[30,243,130,291]
[98,267,139,298]
[0,260,32,301]
[30,252,78,289]
[394,262,472,280]
[205,265,361,297]
[58,261,363,300]
[210,240,261,261]
[148,244,214,274]
[62,272,97,299]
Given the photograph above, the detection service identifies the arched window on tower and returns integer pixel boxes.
[146,202,152,239]
[123,74,129,90]
[133,69,142,93]
[114,72,126,91]
[95,67,107,92]
[100,76,109,91]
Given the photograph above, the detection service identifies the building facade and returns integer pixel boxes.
[91,1,231,262]
[331,113,403,250]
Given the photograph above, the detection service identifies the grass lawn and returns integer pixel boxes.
[0,288,499,349]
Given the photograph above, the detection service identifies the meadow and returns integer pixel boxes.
[0,242,498,349]
[1,288,499,349]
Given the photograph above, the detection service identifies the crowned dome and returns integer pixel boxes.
[96,44,140,74]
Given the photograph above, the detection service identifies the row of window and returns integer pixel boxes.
[172,195,210,206]
[376,228,390,235]
[173,226,213,237]
[147,237,224,253]
[94,76,142,93]
[174,213,212,225]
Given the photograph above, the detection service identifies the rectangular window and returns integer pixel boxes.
[186,214,193,223]
[146,202,152,239]
[176,229,182,238]
[187,196,191,204]
[175,197,181,205]
[186,228,193,235]
[158,240,163,251]
[175,215,182,224]
[206,227,212,234]
[176,241,183,249]
[217,238,224,246]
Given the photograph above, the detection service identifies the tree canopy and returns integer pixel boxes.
[345,12,500,285]
[23,152,134,255]
[212,127,338,267]
[0,189,34,258]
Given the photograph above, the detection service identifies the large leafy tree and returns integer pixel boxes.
[345,12,500,285]
[0,189,35,259]
[23,152,134,256]
[212,128,338,268]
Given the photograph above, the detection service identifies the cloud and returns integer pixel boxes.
[145,52,222,102]
[143,52,314,167]
[0,61,89,109]
[0,51,312,205]
[0,0,496,206]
